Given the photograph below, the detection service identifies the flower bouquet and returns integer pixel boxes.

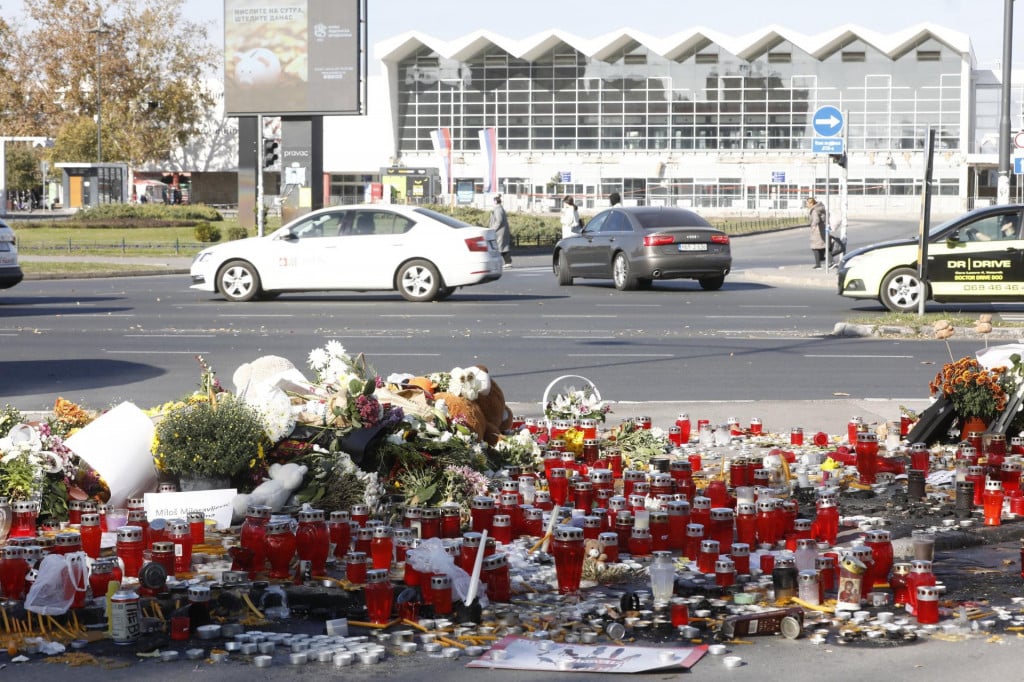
[544,384,610,422]
[928,355,1018,423]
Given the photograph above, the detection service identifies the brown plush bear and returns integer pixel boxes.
[472,365,513,444]
[433,391,489,442]
[408,365,511,446]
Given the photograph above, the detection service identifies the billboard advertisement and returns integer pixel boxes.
[224,0,363,116]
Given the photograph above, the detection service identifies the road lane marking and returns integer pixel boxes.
[568,353,674,358]
[705,315,790,319]
[596,304,662,308]
[804,354,914,359]
[218,314,295,318]
[125,334,215,338]
[379,314,455,318]
[105,350,209,354]
[541,315,619,318]
[521,335,616,339]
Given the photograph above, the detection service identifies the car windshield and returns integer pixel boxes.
[633,208,712,229]
[413,207,472,228]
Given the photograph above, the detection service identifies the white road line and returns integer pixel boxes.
[363,353,441,357]
[379,315,455,318]
[218,314,295,318]
[328,335,414,339]
[739,305,811,308]
[124,334,215,338]
[705,315,790,319]
[105,350,209,354]
[596,304,662,308]
[72,314,135,317]
[804,354,914,359]
[521,335,616,340]
[540,315,619,318]
[568,353,674,357]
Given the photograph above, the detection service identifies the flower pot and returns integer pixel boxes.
[962,416,989,437]
[178,475,232,492]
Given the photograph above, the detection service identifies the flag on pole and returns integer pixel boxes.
[429,127,452,197]
[478,127,497,193]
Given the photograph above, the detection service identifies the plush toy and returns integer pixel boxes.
[232,462,308,520]
[472,365,513,443]
[409,365,512,446]
[434,392,489,442]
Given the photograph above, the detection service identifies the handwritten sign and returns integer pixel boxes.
[144,489,237,529]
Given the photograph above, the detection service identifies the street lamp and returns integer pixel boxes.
[87,23,110,164]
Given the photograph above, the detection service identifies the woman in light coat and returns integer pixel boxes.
[560,196,579,239]
[806,196,827,268]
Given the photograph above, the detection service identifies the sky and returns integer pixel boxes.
[1,0,1022,69]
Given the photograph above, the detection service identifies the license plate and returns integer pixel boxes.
[678,243,707,252]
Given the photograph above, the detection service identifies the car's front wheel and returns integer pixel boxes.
[217,260,261,302]
[555,254,574,286]
[612,253,637,291]
[398,259,441,302]
[880,267,926,312]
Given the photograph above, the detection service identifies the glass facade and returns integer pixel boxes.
[395,36,962,156]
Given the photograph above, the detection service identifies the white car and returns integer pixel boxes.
[0,218,22,290]
[190,205,502,302]
[838,205,1024,312]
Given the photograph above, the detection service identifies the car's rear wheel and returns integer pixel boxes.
[556,254,573,286]
[612,252,637,291]
[698,276,725,291]
[217,260,260,302]
[398,259,441,302]
[880,267,925,312]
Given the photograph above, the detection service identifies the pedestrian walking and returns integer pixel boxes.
[806,196,827,269]
[490,195,513,266]
[560,196,579,239]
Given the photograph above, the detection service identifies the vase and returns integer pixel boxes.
[178,475,232,492]
[961,416,989,437]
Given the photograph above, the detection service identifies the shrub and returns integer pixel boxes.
[74,203,224,222]
[194,222,222,243]
[225,226,249,241]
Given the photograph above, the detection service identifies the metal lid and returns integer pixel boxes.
[187,511,206,522]
[116,525,144,542]
[430,574,452,588]
[298,509,325,522]
[491,514,511,527]
[80,512,100,527]
[780,615,803,639]
[365,568,389,584]
[350,504,369,514]
[152,541,175,553]
[553,526,583,541]
[188,585,211,602]
[246,505,272,518]
[372,525,393,538]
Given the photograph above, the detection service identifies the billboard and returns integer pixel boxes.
[224,0,364,116]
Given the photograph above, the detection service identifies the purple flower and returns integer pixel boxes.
[356,394,381,427]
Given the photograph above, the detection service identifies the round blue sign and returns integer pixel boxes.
[812,106,844,137]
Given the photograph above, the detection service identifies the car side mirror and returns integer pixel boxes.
[946,231,961,244]
[279,232,298,241]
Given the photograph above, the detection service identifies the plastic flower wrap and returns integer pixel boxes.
[545,387,610,422]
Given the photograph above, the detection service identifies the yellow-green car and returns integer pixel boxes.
[838,205,1024,312]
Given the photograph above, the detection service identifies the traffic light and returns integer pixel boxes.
[263,139,279,168]
[830,153,848,169]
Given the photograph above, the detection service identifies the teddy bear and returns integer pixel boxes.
[409,365,512,445]
[231,462,308,521]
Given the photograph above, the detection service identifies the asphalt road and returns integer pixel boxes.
[0,218,1015,413]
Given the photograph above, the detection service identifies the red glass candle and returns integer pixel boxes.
[87,557,119,601]
[354,527,373,555]
[690,496,712,530]
[167,519,194,575]
[855,432,879,485]
[350,504,369,527]
[598,532,619,563]
[966,466,986,506]
[240,505,271,577]
[460,532,482,570]
[67,500,85,526]
[53,532,81,556]
[440,504,461,538]
[151,541,176,577]
[420,507,442,540]
[735,502,757,547]
[1001,462,1022,496]
[790,427,804,446]
[983,479,1005,526]
[187,511,206,546]
[80,512,102,559]
[548,469,569,506]
[670,598,690,626]
[629,527,653,558]
[470,496,496,534]
[715,558,736,587]
[730,542,751,575]
[816,555,837,593]
[295,509,330,575]
[904,560,935,616]
[580,419,598,440]
[864,530,894,589]
[550,526,585,594]
[264,520,296,580]
[666,500,690,551]
[364,569,394,624]
[709,508,734,551]
[127,509,150,548]
[491,514,512,545]
[10,500,38,539]
[649,511,670,552]
[116,525,145,579]
[750,417,763,436]
[522,507,544,537]
[329,510,352,560]
[615,512,634,553]
[573,481,594,511]
[697,539,720,574]
[688,453,703,472]
[909,442,930,472]
[676,413,691,443]
[481,553,511,602]
[668,425,683,447]
[916,585,940,624]
[367,524,394,571]
[533,490,553,512]
[684,523,704,560]
[428,574,453,616]
[847,416,863,444]
[757,498,781,547]
[0,546,28,600]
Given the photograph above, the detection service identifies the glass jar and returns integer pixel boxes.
[890,562,911,607]
[756,498,781,547]
[628,527,653,558]
[428,574,453,616]
[615,512,634,553]
[88,557,122,601]
[264,520,297,580]
[983,479,1005,526]
[666,500,690,551]
[80,512,102,559]
[598,531,619,563]
[296,508,330,575]
[491,514,512,545]
[67,500,85,526]
[735,502,757,548]
[481,553,511,602]
[0,546,28,600]
[186,510,206,546]
[419,507,441,540]
[354,526,373,555]
[349,504,369,527]
[855,432,879,484]
[470,496,496,534]
[649,550,675,604]
[521,507,544,537]
[684,523,705,561]
[730,542,751,575]
[346,551,368,584]
[697,539,720,575]
[797,569,820,605]
[363,569,394,624]
[53,532,82,556]
[439,504,461,538]
[715,558,736,588]
[167,519,193,575]
[10,500,38,539]
[116,525,145,579]
[572,481,594,512]
[550,526,585,595]
[151,540,176,577]
[329,510,352,560]
[709,507,734,552]
[240,505,271,577]
[649,510,670,552]
[864,530,894,589]
[669,461,696,502]
[772,556,798,600]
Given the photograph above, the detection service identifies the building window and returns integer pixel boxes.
[842,51,866,62]
[695,53,718,64]
[916,50,941,62]
[767,52,791,63]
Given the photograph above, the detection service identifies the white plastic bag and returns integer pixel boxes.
[25,554,76,615]
[405,537,483,605]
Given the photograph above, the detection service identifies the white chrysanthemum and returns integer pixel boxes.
[307,347,330,372]
[324,340,348,361]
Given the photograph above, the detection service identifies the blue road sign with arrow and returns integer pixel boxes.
[812,105,844,137]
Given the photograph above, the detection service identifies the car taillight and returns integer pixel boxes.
[643,234,675,247]
[465,236,490,252]
[711,234,730,244]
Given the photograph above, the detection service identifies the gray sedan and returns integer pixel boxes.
[552,206,732,291]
